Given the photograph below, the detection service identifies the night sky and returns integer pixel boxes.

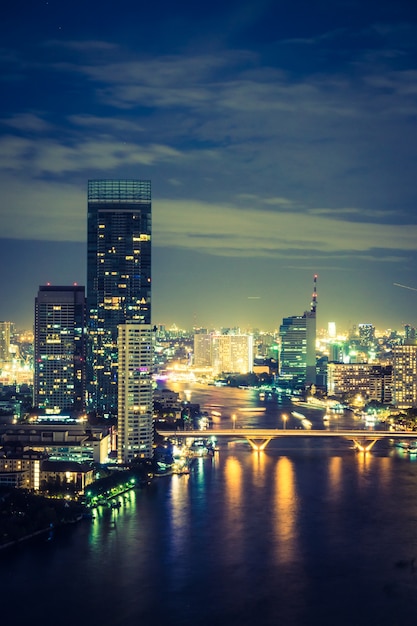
[1,0,417,332]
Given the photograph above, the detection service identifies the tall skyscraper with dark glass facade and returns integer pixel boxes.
[278,276,317,389]
[87,180,152,416]
[34,285,86,415]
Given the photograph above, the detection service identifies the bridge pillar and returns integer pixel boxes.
[246,438,273,451]
[351,438,379,453]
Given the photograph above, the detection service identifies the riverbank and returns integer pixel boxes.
[0,487,87,551]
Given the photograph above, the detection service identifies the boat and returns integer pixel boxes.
[394,441,417,454]
[238,407,266,412]
[291,411,306,420]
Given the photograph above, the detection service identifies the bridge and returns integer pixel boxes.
[157,428,417,452]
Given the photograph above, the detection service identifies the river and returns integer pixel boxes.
[1,383,417,626]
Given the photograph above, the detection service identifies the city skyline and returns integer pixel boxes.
[1,1,417,331]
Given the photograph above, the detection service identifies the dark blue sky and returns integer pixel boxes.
[1,0,417,332]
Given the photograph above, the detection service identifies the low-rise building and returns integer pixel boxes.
[0,422,112,464]
[327,362,392,403]
[0,448,94,492]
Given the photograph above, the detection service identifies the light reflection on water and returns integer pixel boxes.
[2,384,417,625]
[273,456,299,564]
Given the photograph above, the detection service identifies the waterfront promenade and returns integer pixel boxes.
[158,428,417,451]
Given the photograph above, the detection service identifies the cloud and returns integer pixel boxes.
[154,198,417,259]
[1,35,417,264]
[2,175,416,264]
[0,174,85,241]
[67,114,145,133]
[0,135,184,174]
[1,113,52,132]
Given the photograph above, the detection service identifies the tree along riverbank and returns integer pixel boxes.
[0,487,87,550]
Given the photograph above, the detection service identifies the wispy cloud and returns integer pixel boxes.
[0,135,184,174]
[1,113,52,132]
[154,198,417,259]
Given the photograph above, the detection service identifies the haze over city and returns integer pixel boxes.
[1,0,417,331]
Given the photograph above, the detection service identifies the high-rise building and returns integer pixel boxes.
[117,323,154,462]
[212,334,253,375]
[34,285,86,415]
[87,180,152,416]
[392,341,417,408]
[193,334,213,367]
[327,362,392,403]
[358,323,375,347]
[278,276,317,388]
[193,332,253,375]
[0,321,12,364]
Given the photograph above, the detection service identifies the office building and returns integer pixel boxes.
[193,332,253,375]
[327,362,392,403]
[117,323,154,462]
[0,321,12,365]
[0,422,112,464]
[358,323,375,347]
[193,334,213,367]
[278,276,317,388]
[392,341,417,408]
[212,334,253,375]
[34,285,86,416]
[87,179,152,416]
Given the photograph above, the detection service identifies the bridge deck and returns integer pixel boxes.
[158,429,417,439]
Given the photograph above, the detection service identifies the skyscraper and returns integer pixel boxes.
[211,333,254,375]
[117,322,154,462]
[87,180,152,416]
[358,323,375,347]
[392,341,417,408]
[193,332,254,374]
[34,285,86,415]
[278,276,317,389]
[0,321,12,365]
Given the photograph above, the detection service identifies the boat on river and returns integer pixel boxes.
[291,411,312,430]
[394,441,417,455]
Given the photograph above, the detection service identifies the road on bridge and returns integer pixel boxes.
[157,428,417,452]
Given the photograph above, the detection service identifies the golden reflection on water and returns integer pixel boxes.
[374,456,391,490]
[273,456,299,564]
[355,449,374,493]
[250,449,267,487]
[169,474,190,560]
[224,455,243,512]
[222,455,244,563]
[356,452,391,492]
[328,456,342,501]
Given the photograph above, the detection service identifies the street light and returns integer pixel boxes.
[282,413,288,430]
[232,414,236,430]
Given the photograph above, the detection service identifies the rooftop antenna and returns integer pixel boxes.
[311,274,318,314]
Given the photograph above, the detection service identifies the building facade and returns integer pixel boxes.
[392,342,417,408]
[278,276,317,389]
[193,333,213,367]
[117,323,154,463]
[327,362,392,403]
[87,179,152,416]
[34,285,86,416]
[0,321,12,365]
[358,323,375,347]
[279,312,316,388]
[193,333,253,375]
